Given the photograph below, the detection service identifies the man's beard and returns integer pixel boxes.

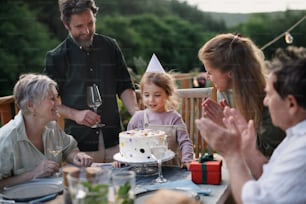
[79,37,93,49]
[72,33,94,49]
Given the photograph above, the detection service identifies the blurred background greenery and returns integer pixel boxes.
[0,0,305,96]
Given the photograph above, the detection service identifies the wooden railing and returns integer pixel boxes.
[0,95,18,126]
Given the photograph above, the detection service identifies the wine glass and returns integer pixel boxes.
[150,137,168,183]
[47,128,64,177]
[87,84,104,128]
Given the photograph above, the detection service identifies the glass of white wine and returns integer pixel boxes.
[150,137,168,183]
[87,84,105,128]
[47,127,64,177]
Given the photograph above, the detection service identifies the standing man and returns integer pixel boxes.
[44,0,139,162]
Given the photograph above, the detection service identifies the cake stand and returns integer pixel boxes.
[113,150,175,175]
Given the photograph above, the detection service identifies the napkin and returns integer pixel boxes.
[144,180,211,196]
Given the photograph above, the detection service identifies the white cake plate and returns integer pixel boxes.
[113,150,175,175]
[113,150,175,165]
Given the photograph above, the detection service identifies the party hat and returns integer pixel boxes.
[146,53,165,73]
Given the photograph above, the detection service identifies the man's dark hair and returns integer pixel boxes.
[58,0,99,24]
[272,58,306,109]
[274,46,306,63]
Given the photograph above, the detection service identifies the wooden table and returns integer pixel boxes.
[47,164,230,204]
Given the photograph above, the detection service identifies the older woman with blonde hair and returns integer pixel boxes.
[0,73,93,190]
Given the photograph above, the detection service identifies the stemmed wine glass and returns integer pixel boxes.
[87,84,104,128]
[150,137,168,183]
[47,127,64,177]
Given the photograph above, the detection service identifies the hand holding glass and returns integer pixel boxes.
[87,84,105,128]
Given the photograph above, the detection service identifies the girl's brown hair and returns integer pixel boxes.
[140,72,178,111]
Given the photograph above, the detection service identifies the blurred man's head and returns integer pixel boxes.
[264,58,306,130]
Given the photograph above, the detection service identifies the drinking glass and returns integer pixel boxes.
[62,166,80,204]
[150,137,168,183]
[67,167,111,204]
[47,127,64,177]
[112,171,135,204]
[87,84,105,128]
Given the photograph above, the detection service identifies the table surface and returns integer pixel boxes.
[134,165,230,204]
[46,163,230,204]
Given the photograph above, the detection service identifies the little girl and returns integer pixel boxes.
[128,58,194,169]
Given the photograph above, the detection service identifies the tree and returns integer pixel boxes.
[96,14,216,74]
[0,1,58,95]
[233,11,306,59]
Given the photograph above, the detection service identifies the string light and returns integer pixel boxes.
[285,32,293,44]
[261,15,306,50]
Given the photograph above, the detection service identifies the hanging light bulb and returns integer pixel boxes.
[285,32,293,44]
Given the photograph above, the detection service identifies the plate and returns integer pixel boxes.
[2,182,63,202]
[91,162,131,170]
[113,150,175,165]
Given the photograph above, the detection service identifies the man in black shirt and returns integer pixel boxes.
[44,0,139,162]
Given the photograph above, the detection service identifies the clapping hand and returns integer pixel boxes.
[202,98,227,126]
[223,107,257,155]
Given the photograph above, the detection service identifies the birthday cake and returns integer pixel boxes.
[119,129,167,162]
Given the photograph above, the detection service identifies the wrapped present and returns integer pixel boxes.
[190,154,222,185]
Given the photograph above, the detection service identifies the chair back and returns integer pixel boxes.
[176,87,217,158]
[0,95,18,127]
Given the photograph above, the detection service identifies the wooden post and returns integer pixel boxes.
[0,96,15,126]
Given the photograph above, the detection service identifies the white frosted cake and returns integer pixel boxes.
[119,129,167,162]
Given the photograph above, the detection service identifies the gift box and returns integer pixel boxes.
[190,155,222,185]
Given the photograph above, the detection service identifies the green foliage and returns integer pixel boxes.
[81,182,108,204]
[96,0,226,32]
[0,1,58,96]
[115,182,134,204]
[232,11,306,59]
[92,0,226,74]
[96,14,214,74]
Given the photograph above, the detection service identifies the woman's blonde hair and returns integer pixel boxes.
[139,72,178,111]
[198,33,266,128]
